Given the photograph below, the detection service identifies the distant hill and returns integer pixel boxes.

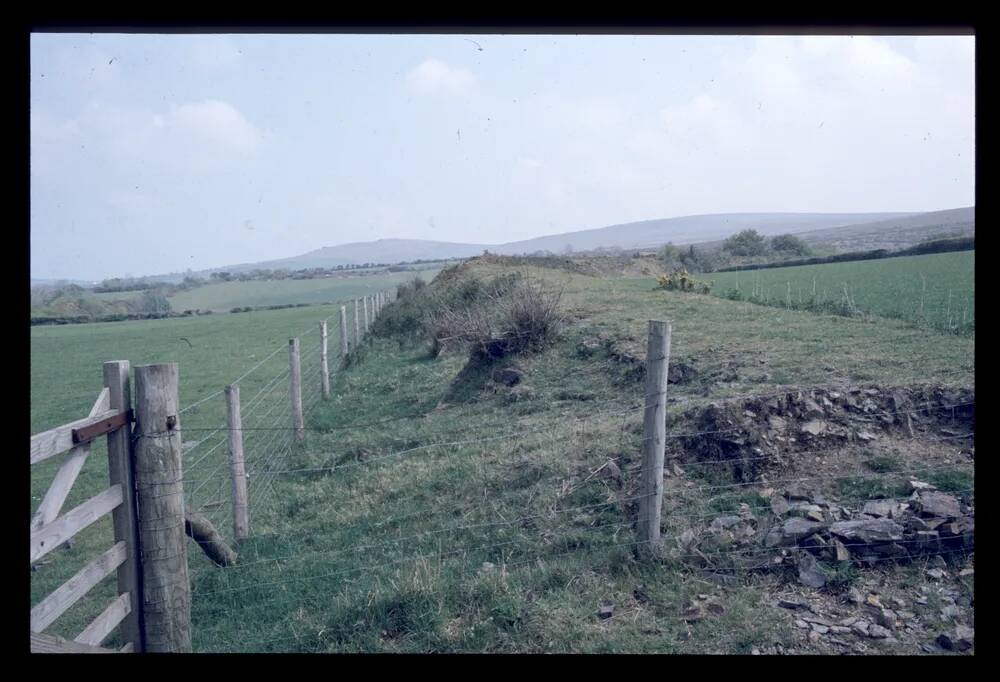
[689,207,975,255]
[493,212,916,255]
[90,208,973,282]
[792,207,974,252]
[222,239,488,274]
[201,212,920,274]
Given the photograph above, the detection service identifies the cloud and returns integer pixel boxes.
[79,99,264,173]
[406,58,478,97]
[543,35,972,220]
[32,97,266,207]
[165,100,262,154]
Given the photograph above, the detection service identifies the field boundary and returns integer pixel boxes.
[713,237,974,274]
[29,290,392,653]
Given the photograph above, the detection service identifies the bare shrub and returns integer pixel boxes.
[496,274,564,356]
[429,272,563,361]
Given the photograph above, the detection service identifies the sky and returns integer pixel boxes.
[30,33,975,281]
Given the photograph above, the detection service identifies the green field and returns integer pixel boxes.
[30,298,371,643]
[711,251,975,334]
[30,259,974,653]
[168,269,440,312]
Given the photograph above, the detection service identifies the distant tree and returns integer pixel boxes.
[131,289,171,314]
[723,229,768,257]
[660,242,680,269]
[770,234,812,256]
[211,271,233,282]
[679,245,725,273]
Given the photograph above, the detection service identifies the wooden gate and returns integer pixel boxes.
[30,361,142,653]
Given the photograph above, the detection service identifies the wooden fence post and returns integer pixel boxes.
[637,320,671,557]
[363,296,370,334]
[353,299,361,347]
[103,360,143,652]
[339,305,349,359]
[225,385,249,540]
[289,338,304,441]
[132,363,191,652]
[320,320,331,400]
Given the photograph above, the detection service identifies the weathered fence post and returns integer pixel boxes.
[289,338,305,441]
[225,384,249,540]
[320,320,331,399]
[363,296,370,333]
[133,363,191,652]
[339,305,349,359]
[103,360,143,652]
[353,299,361,347]
[637,320,671,557]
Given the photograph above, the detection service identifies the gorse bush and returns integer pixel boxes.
[657,268,713,294]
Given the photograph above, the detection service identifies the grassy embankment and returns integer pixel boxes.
[182,259,972,652]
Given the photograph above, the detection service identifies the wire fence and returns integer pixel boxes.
[176,291,391,552]
[166,290,974,652]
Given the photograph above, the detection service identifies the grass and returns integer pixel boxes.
[711,251,975,335]
[190,263,970,652]
[168,268,441,312]
[29,299,372,644]
[31,257,974,652]
[185,337,796,653]
[864,455,902,473]
[836,476,912,500]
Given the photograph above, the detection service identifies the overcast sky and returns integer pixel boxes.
[30,33,974,281]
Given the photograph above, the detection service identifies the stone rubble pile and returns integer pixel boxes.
[686,481,973,577]
[676,385,975,472]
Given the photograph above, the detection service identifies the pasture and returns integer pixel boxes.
[168,268,441,312]
[30,258,975,653]
[710,251,975,334]
[182,262,973,652]
[30,300,360,642]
